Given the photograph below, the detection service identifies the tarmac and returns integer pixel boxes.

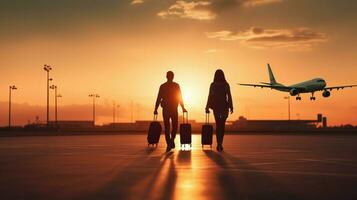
[0,134,357,200]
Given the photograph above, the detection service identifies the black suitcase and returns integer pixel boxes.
[180,112,192,148]
[201,113,213,148]
[147,114,161,146]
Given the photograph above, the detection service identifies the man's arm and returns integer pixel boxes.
[178,85,187,112]
[154,86,162,114]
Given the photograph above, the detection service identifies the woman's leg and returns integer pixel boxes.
[220,111,228,145]
[213,111,220,144]
[218,118,224,145]
[213,111,224,145]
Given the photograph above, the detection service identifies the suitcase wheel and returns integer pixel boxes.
[148,143,158,147]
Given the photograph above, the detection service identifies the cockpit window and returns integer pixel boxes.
[317,80,325,83]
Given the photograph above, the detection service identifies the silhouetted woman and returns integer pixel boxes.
[206,69,233,152]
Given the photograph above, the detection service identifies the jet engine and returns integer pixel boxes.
[322,90,330,98]
[289,88,299,96]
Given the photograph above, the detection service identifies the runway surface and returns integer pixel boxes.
[1,134,357,200]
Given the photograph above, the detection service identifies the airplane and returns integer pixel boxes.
[238,64,357,100]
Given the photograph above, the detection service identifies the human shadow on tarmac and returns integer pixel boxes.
[158,152,177,200]
[78,149,177,200]
[204,151,301,200]
[142,150,190,200]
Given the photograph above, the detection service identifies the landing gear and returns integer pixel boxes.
[310,93,316,101]
[296,95,302,101]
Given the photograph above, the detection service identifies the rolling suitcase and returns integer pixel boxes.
[180,111,192,148]
[147,114,161,146]
[201,113,213,148]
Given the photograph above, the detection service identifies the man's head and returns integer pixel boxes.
[166,71,174,82]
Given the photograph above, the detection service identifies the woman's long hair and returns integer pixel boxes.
[213,69,227,83]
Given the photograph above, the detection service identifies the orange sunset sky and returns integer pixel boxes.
[0,0,356,126]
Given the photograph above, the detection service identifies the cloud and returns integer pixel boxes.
[206,27,327,50]
[158,0,283,20]
[157,1,216,20]
[210,0,282,12]
[131,0,144,5]
[242,0,283,7]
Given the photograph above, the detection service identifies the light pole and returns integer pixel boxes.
[57,94,62,122]
[89,94,100,125]
[130,100,133,123]
[284,96,291,120]
[43,65,53,125]
[50,85,61,124]
[112,101,120,123]
[8,85,17,127]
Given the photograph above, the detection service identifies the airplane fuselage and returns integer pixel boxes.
[273,78,326,93]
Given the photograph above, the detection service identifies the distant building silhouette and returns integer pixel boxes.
[100,114,324,132]
[6,113,332,133]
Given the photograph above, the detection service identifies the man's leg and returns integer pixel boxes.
[162,109,171,146]
[171,110,178,140]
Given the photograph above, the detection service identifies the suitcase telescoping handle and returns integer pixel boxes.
[205,113,210,124]
[182,111,188,124]
[153,114,158,121]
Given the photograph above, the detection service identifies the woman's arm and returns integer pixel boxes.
[227,84,233,113]
[206,84,213,113]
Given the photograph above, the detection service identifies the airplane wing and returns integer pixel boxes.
[238,83,292,90]
[323,85,357,91]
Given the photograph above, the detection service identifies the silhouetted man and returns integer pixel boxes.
[154,71,187,152]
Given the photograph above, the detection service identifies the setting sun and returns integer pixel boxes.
[181,87,203,110]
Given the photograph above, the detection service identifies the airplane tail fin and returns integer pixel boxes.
[267,63,277,85]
